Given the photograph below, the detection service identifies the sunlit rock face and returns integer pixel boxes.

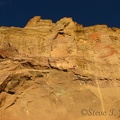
[0,16,120,120]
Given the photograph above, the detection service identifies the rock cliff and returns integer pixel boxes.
[0,16,120,120]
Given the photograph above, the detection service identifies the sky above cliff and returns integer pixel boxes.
[0,0,120,28]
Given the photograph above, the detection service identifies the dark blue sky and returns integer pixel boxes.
[0,0,120,28]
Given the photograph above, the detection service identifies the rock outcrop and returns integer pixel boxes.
[0,16,120,120]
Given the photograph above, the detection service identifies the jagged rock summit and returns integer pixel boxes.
[0,16,120,120]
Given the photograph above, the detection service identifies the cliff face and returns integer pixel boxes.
[0,16,120,120]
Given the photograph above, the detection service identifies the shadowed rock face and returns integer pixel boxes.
[0,16,120,120]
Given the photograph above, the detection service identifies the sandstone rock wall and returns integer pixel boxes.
[0,16,120,120]
[1,16,120,79]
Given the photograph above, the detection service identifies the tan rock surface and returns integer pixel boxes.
[0,16,120,120]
